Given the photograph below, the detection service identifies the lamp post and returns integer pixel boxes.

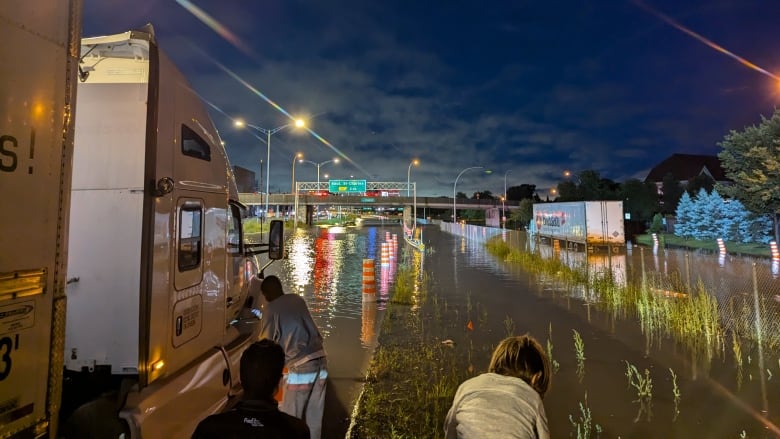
[500,196,506,228]
[235,118,305,220]
[291,152,303,194]
[503,170,512,229]
[300,158,340,192]
[453,166,484,223]
[407,159,419,196]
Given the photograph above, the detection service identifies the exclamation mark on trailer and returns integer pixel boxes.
[28,127,35,174]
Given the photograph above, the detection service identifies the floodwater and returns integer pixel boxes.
[269,223,780,438]
[444,224,780,438]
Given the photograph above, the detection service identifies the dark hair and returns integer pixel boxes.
[260,275,284,302]
[488,335,551,398]
[240,339,285,399]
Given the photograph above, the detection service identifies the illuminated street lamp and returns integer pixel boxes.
[407,159,419,196]
[235,117,305,219]
[561,169,583,200]
[563,169,582,184]
[453,166,484,223]
[300,158,340,191]
[291,152,303,194]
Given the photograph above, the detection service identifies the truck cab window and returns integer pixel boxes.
[181,125,211,161]
[227,204,242,255]
[178,205,202,271]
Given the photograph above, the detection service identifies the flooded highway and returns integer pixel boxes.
[267,223,780,438]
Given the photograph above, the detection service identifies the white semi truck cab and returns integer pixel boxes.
[0,7,284,436]
[59,27,284,437]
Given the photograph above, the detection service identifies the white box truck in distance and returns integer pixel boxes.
[533,201,625,254]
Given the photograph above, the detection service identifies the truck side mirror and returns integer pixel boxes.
[268,220,284,260]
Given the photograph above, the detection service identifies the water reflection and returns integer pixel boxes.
[361,301,377,347]
[286,228,314,291]
[279,225,402,339]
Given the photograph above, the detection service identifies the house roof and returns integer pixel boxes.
[644,153,730,183]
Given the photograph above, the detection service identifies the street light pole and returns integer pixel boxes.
[291,152,303,194]
[413,180,417,234]
[235,118,305,221]
[300,158,339,192]
[407,159,419,196]
[503,170,512,229]
[501,196,506,229]
[453,166,484,223]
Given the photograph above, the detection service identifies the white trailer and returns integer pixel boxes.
[532,201,625,253]
[0,1,82,437]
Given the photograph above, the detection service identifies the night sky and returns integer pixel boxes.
[83,0,780,197]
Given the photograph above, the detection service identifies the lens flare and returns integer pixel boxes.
[214,60,371,175]
[190,47,371,176]
[179,1,372,176]
[634,0,780,82]
[175,0,254,57]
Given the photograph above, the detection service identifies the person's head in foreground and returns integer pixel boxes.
[488,334,551,398]
[240,338,285,400]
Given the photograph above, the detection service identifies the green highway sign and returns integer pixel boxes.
[329,179,367,194]
[361,197,375,203]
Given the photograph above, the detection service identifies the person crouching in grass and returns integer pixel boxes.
[444,334,551,439]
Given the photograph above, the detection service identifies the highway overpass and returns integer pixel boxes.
[237,193,519,210]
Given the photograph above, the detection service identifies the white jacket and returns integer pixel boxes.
[444,373,550,439]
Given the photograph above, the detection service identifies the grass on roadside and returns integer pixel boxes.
[483,237,745,361]
[349,263,469,438]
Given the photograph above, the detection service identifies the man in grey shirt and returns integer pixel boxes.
[259,275,327,439]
